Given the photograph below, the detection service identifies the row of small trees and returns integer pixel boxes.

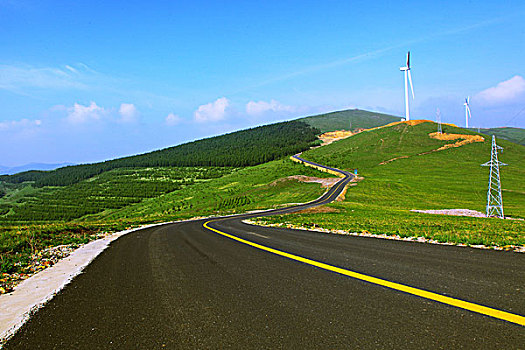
[216,195,251,210]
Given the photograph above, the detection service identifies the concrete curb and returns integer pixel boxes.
[0,222,172,346]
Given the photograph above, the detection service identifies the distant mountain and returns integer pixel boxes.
[471,127,525,146]
[0,163,74,175]
[298,109,401,133]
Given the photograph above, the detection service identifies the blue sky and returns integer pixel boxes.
[1,0,524,166]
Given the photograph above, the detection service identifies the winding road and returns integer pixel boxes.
[4,156,524,349]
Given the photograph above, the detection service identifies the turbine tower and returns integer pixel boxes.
[481,136,507,218]
[464,96,472,128]
[400,51,415,121]
[436,108,442,134]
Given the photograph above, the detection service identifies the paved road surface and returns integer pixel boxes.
[4,157,524,349]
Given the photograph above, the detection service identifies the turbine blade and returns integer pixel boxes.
[408,70,415,99]
[407,51,410,68]
[467,105,472,119]
[467,96,470,104]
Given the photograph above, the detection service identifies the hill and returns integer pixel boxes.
[260,120,525,247]
[0,108,403,225]
[0,163,74,176]
[472,127,525,146]
[0,109,401,187]
[298,109,401,133]
[0,120,320,187]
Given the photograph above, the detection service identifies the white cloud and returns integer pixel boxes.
[0,118,42,131]
[165,113,182,126]
[475,75,525,106]
[0,63,122,97]
[66,102,107,124]
[118,103,139,123]
[246,99,296,116]
[0,64,86,91]
[194,97,229,122]
[65,65,78,74]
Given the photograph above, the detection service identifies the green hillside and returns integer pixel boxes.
[0,160,330,224]
[0,120,320,187]
[472,127,525,146]
[259,121,525,247]
[298,109,401,133]
[0,167,233,222]
[91,159,332,221]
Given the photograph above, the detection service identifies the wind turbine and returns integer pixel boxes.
[436,108,442,134]
[400,51,415,121]
[464,96,472,128]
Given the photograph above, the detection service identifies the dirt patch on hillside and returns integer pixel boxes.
[316,121,462,148]
[367,119,458,133]
[295,206,340,214]
[379,155,410,165]
[411,209,487,218]
[411,209,524,221]
[318,130,355,145]
[404,119,432,126]
[428,132,485,151]
[380,131,485,165]
[286,175,340,188]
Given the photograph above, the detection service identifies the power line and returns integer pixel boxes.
[503,105,525,126]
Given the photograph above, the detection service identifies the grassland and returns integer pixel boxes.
[257,121,525,247]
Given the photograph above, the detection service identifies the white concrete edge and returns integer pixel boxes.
[0,220,182,346]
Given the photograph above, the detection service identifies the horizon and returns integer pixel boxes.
[1,1,525,166]
[2,112,523,171]
[0,107,392,168]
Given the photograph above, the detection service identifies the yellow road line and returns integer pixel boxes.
[203,220,525,326]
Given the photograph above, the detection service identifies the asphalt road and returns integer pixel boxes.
[4,156,524,349]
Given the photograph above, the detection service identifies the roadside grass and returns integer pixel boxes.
[256,122,525,247]
[259,203,524,247]
[0,220,158,292]
[0,221,136,274]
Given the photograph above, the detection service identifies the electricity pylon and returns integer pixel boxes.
[481,135,507,218]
